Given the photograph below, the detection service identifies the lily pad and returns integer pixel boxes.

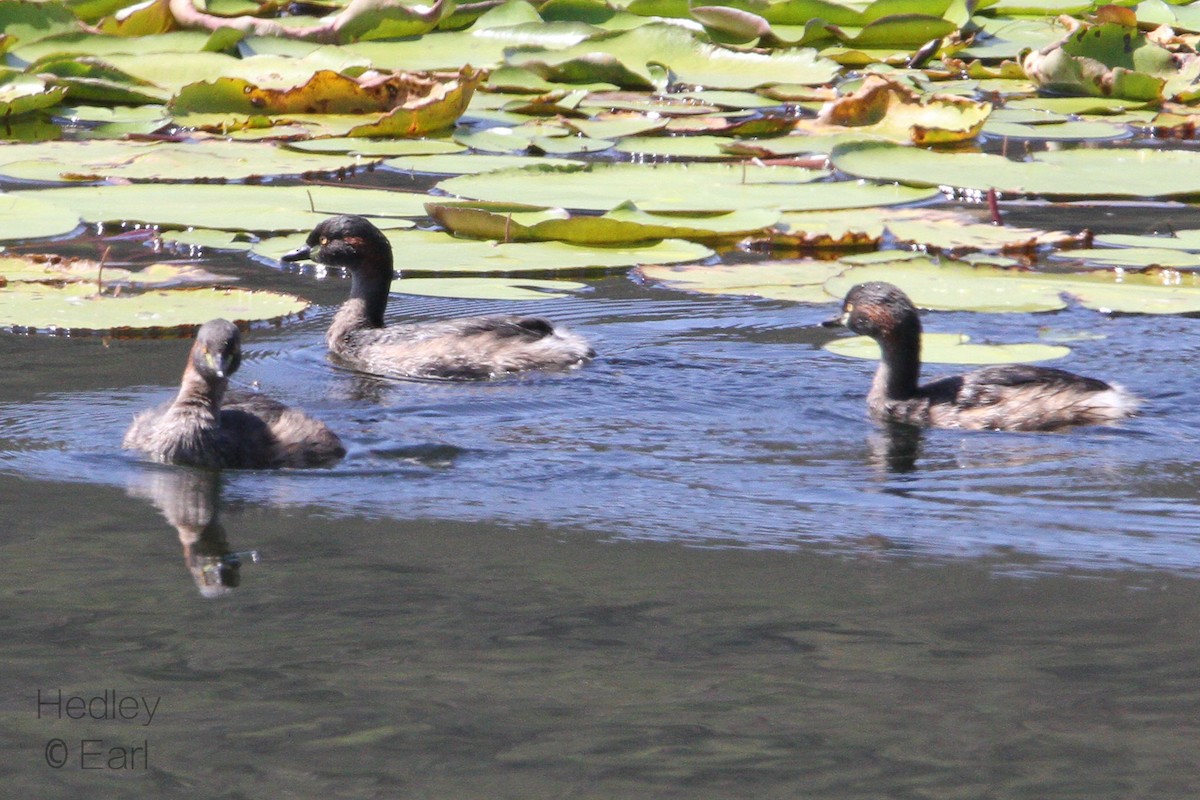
[11,184,427,231]
[170,66,484,137]
[1022,20,1180,102]
[383,153,587,175]
[824,256,1200,314]
[826,332,1071,364]
[0,139,382,182]
[508,24,839,90]
[426,200,778,243]
[439,161,940,212]
[636,260,846,303]
[0,72,68,118]
[810,74,992,144]
[0,192,80,241]
[0,282,308,335]
[285,137,464,156]
[257,228,712,273]
[831,141,1200,199]
[393,276,589,299]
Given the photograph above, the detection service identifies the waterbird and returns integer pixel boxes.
[281,215,594,380]
[826,281,1139,431]
[123,319,345,468]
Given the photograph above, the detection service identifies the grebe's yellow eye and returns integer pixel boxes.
[845,302,854,314]
[320,236,329,245]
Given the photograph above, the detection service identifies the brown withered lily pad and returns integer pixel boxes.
[170,66,485,136]
[808,75,992,145]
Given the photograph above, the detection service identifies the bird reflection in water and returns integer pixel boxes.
[126,467,260,598]
[867,423,926,474]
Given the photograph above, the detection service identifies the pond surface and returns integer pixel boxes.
[3,188,1200,796]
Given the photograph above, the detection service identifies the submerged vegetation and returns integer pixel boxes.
[2,0,1200,347]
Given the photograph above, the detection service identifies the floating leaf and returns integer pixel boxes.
[826,332,1071,364]
[613,135,739,159]
[383,152,586,175]
[0,193,80,242]
[257,227,711,273]
[809,74,991,144]
[0,283,308,335]
[0,139,381,182]
[636,260,846,303]
[285,137,464,156]
[426,200,778,243]
[1022,20,1179,102]
[982,119,1128,142]
[12,184,427,231]
[822,257,1072,312]
[393,276,588,299]
[1094,230,1200,251]
[0,72,68,118]
[765,210,886,248]
[440,161,940,212]
[831,141,1200,198]
[823,256,1200,314]
[882,209,1088,254]
[1052,248,1200,269]
[508,24,839,90]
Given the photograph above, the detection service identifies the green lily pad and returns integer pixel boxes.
[0,73,68,118]
[11,184,427,231]
[831,140,1200,199]
[613,135,739,159]
[822,258,1070,312]
[508,24,839,90]
[1094,230,1200,251]
[439,162,940,212]
[0,0,81,49]
[0,193,80,241]
[257,228,712,273]
[10,30,219,63]
[341,14,602,72]
[562,113,669,139]
[982,119,1128,142]
[285,137,464,156]
[0,282,308,335]
[383,153,587,175]
[1052,248,1200,269]
[636,260,846,303]
[824,256,1200,314]
[159,228,255,252]
[426,200,778,243]
[393,276,589,299]
[1003,96,1148,115]
[826,332,1071,364]
[0,139,381,182]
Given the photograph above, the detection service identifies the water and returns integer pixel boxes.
[4,202,1200,796]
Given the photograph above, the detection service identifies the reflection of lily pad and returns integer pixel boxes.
[394,277,588,299]
[0,283,308,335]
[826,332,1071,364]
